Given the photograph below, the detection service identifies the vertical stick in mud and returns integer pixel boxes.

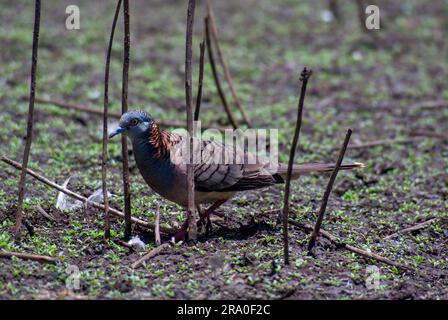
[121,0,132,240]
[15,0,41,240]
[308,129,352,251]
[103,0,122,241]
[194,40,206,122]
[206,1,252,128]
[282,68,312,264]
[185,0,197,240]
[329,0,342,23]
[205,16,238,129]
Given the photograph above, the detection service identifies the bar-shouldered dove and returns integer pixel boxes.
[110,110,363,241]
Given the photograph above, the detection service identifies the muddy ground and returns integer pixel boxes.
[0,0,447,299]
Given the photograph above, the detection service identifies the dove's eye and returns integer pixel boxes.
[130,118,139,126]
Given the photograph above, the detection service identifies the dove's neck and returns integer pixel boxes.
[131,122,170,159]
[130,123,176,192]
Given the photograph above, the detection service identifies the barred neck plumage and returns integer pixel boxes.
[147,121,179,159]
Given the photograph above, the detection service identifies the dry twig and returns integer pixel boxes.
[155,203,161,246]
[115,240,134,249]
[328,0,342,22]
[206,1,252,127]
[34,205,56,223]
[384,218,437,240]
[194,40,206,122]
[308,129,352,251]
[185,0,198,240]
[411,130,447,141]
[205,16,238,129]
[282,68,312,265]
[0,250,58,264]
[121,0,132,240]
[131,243,171,269]
[1,156,174,234]
[15,0,41,239]
[344,137,422,150]
[410,99,448,110]
[102,0,122,241]
[290,221,411,271]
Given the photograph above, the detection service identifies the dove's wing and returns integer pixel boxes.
[172,137,282,192]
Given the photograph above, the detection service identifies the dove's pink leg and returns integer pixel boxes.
[197,199,227,231]
[173,221,189,242]
[173,199,227,242]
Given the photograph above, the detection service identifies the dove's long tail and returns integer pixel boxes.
[277,162,364,180]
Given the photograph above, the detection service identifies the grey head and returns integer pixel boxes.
[109,110,153,141]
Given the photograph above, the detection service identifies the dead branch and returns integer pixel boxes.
[384,218,437,240]
[15,0,41,240]
[328,0,342,23]
[282,68,312,265]
[0,250,58,264]
[206,1,252,128]
[131,243,171,269]
[32,97,185,128]
[194,40,206,122]
[410,99,448,110]
[103,0,122,241]
[115,239,134,249]
[355,0,368,32]
[155,203,161,246]
[344,137,422,150]
[185,0,198,240]
[290,221,412,271]
[410,130,447,141]
[205,16,238,129]
[121,0,132,240]
[1,156,174,234]
[34,205,56,223]
[308,128,352,251]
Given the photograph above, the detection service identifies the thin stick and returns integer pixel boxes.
[1,156,174,234]
[344,137,422,150]
[206,1,252,128]
[131,243,171,269]
[205,16,238,129]
[384,218,437,240]
[194,40,206,122]
[411,130,447,140]
[103,0,122,241]
[34,205,56,223]
[328,0,342,22]
[115,239,133,249]
[0,250,58,264]
[308,129,352,251]
[121,0,132,240]
[290,221,411,271]
[32,97,185,128]
[410,99,448,110]
[282,68,312,265]
[356,0,368,32]
[15,0,41,239]
[185,0,198,240]
[155,203,161,246]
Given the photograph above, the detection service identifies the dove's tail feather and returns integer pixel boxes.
[277,162,364,180]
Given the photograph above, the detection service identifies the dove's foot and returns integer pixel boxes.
[197,214,213,234]
[173,221,189,242]
[197,199,227,233]
[173,200,227,242]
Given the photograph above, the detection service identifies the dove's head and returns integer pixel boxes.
[109,110,154,140]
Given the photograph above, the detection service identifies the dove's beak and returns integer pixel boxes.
[109,126,126,139]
